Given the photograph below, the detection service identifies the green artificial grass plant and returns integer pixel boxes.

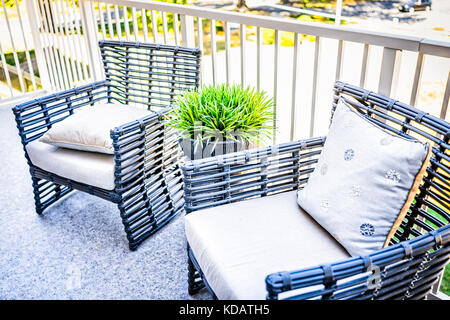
[167,83,274,145]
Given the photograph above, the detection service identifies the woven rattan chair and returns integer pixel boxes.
[183,81,450,299]
[13,40,201,250]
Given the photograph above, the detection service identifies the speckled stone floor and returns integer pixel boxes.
[0,106,211,300]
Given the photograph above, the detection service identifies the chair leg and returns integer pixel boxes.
[187,248,205,295]
[31,176,70,215]
[116,205,139,251]
[31,177,44,215]
[116,182,154,251]
[116,171,184,251]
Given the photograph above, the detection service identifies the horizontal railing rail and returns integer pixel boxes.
[2,1,449,133]
[0,0,448,144]
[78,0,450,142]
[102,0,450,57]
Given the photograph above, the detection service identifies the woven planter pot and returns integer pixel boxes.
[179,137,251,160]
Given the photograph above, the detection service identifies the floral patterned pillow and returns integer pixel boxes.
[297,99,431,257]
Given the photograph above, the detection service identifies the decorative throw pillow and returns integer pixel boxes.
[297,99,432,257]
[40,104,151,154]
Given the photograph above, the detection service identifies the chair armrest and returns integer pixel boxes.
[182,136,326,213]
[12,81,108,146]
[265,225,450,300]
[110,107,184,210]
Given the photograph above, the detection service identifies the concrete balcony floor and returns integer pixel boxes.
[0,106,211,300]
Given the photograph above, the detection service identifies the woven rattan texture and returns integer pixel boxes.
[183,81,450,299]
[100,40,200,110]
[13,41,201,250]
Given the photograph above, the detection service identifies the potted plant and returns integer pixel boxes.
[168,84,274,160]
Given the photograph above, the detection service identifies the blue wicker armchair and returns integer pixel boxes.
[182,81,450,300]
[13,40,201,251]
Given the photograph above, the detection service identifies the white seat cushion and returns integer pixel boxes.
[39,103,151,154]
[26,140,115,190]
[184,191,350,300]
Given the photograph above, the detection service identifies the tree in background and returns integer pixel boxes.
[4,0,16,7]
[154,0,191,4]
[165,0,190,4]
[236,0,248,10]
[279,0,335,8]
[237,0,248,8]
[2,0,191,7]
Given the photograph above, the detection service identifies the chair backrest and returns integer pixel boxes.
[333,81,450,245]
[266,82,449,300]
[99,40,201,110]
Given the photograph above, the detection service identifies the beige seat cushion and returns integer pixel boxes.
[39,103,151,154]
[26,140,115,190]
[184,191,350,300]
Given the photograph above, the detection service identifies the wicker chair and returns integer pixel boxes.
[13,40,201,251]
[183,81,450,300]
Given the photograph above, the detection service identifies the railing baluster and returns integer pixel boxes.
[52,0,70,88]
[196,17,203,49]
[98,2,107,40]
[1,0,25,92]
[290,33,299,141]
[273,29,279,143]
[80,0,103,81]
[224,21,231,84]
[38,0,60,90]
[162,11,169,44]
[173,13,180,45]
[89,0,102,68]
[57,0,79,85]
[0,43,14,96]
[256,26,262,91]
[410,53,424,107]
[335,40,344,81]
[310,36,321,138]
[89,1,100,44]
[240,24,246,87]
[71,0,90,80]
[53,0,75,87]
[40,0,66,89]
[15,0,37,90]
[106,3,114,39]
[180,14,195,48]
[131,7,139,41]
[114,5,122,40]
[196,17,203,86]
[440,70,450,120]
[65,0,84,83]
[53,0,74,87]
[123,6,131,41]
[24,0,51,91]
[378,47,402,97]
[151,10,159,43]
[211,19,217,85]
[360,43,370,87]
[142,9,149,42]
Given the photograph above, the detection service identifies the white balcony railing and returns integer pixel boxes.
[1,0,450,144]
